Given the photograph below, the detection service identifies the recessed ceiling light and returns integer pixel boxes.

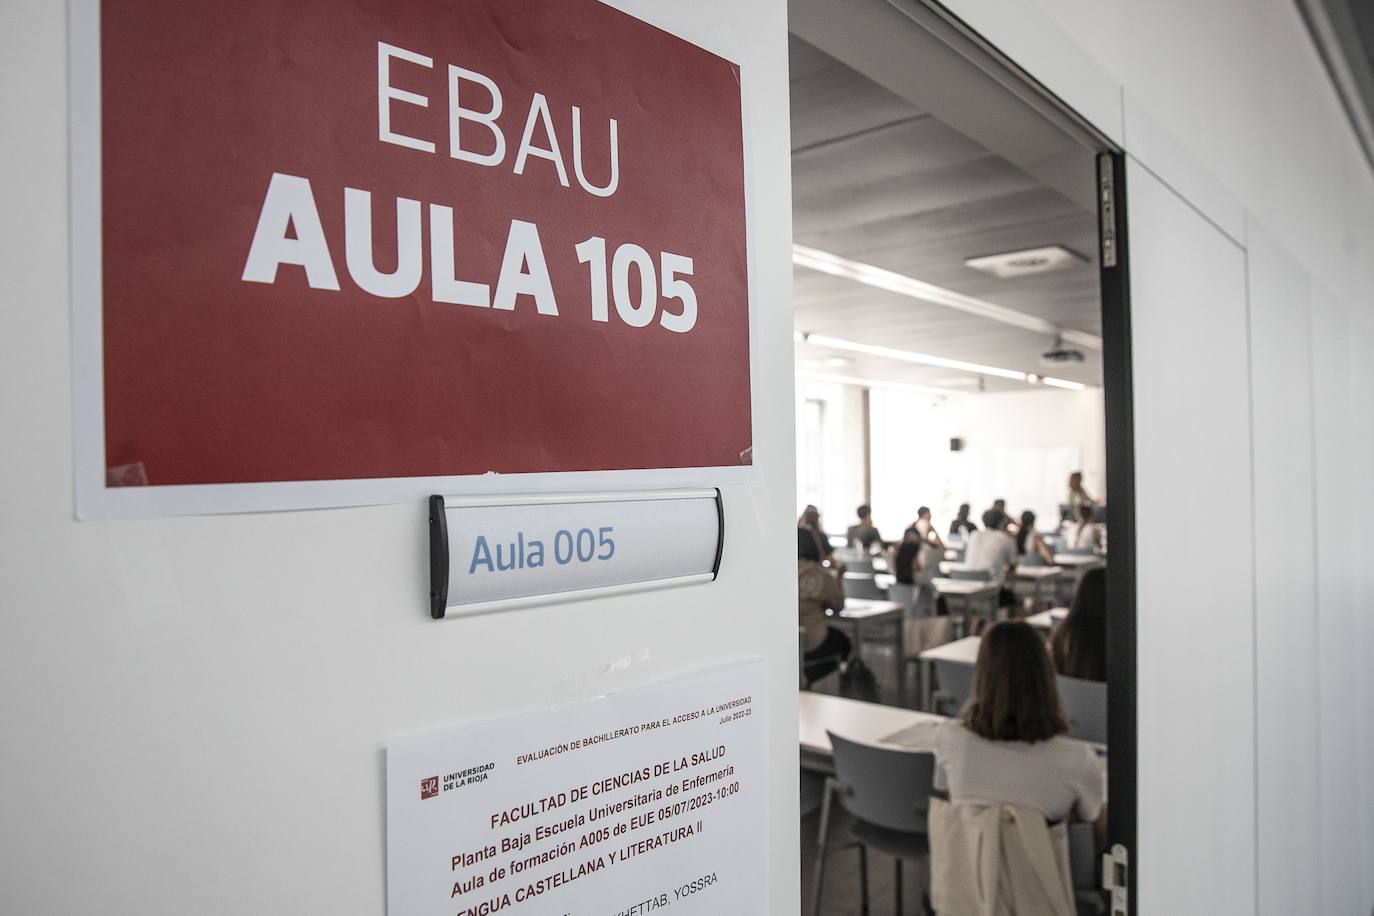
[964,245,1087,279]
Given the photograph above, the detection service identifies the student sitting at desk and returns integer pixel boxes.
[798,528,851,684]
[845,503,886,553]
[948,503,977,538]
[891,525,924,586]
[1014,510,1056,565]
[798,504,834,559]
[963,509,1018,607]
[934,620,1105,833]
[1052,567,1106,682]
[1068,504,1101,551]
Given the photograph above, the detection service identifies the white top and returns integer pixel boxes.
[933,720,1105,822]
[1068,523,1100,550]
[963,529,1018,585]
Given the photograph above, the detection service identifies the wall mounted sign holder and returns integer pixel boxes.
[429,488,724,619]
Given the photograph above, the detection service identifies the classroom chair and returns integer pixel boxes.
[811,733,935,916]
[931,658,974,716]
[1056,675,1107,745]
[887,582,918,614]
[843,575,889,600]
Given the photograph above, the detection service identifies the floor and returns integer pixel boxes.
[800,803,931,915]
[801,636,930,916]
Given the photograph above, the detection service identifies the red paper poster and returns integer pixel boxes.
[80,0,750,507]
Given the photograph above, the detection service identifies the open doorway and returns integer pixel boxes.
[792,0,1134,912]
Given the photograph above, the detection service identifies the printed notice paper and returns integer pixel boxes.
[385,661,768,915]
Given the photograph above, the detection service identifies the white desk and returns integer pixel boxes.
[1050,554,1104,603]
[930,577,999,630]
[1014,566,1064,606]
[1027,607,1068,631]
[798,691,946,772]
[1053,553,1105,568]
[917,635,981,710]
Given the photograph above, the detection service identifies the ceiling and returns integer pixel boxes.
[1297,0,1374,177]
[789,32,1104,393]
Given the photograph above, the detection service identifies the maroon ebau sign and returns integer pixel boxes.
[96,0,750,488]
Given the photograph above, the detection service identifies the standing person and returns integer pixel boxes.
[798,528,851,683]
[1067,471,1096,509]
[1052,567,1106,682]
[949,503,977,538]
[933,620,1106,838]
[1014,510,1055,565]
[1069,504,1101,551]
[964,508,1018,607]
[798,504,833,559]
[846,504,884,553]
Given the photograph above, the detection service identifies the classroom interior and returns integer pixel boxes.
[788,18,1119,914]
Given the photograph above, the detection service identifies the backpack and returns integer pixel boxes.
[838,656,881,704]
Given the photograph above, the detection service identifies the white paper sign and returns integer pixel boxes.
[386,661,768,916]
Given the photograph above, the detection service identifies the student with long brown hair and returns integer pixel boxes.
[1052,566,1106,682]
[934,621,1104,824]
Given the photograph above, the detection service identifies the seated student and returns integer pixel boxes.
[934,620,1105,829]
[948,503,977,538]
[845,503,885,553]
[1068,503,1101,551]
[991,498,1018,534]
[798,528,851,683]
[1014,510,1056,566]
[1052,567,1106,682]
[914,505,945,550]
[963,508,1018,606]
[798,504,834,559]
[891,525,924,585]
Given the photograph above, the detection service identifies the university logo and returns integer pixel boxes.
[420,776,439,800]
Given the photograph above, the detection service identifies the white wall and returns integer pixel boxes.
[795,376,868,531]
[868,386,1104,534]
[933,0,1374,911]
[0,2,799,915]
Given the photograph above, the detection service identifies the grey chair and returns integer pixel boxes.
[931,659,974,716]
[845,555,877,575]
[947,566,992,581]
[844,574,888,600]
[1057,675,1107,744]
[887,581,918,614]
[811,732,935,916]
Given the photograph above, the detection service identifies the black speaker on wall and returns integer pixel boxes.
[950,437,963,452]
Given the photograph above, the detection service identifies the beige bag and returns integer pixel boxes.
[929,798,1075,916]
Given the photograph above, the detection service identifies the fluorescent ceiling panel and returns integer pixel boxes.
[793,243,1102,351]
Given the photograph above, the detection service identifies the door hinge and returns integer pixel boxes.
[1098,152,1118,268]
[1102,842,1128,915]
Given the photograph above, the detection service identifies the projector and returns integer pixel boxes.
[1040,341,1085,365]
